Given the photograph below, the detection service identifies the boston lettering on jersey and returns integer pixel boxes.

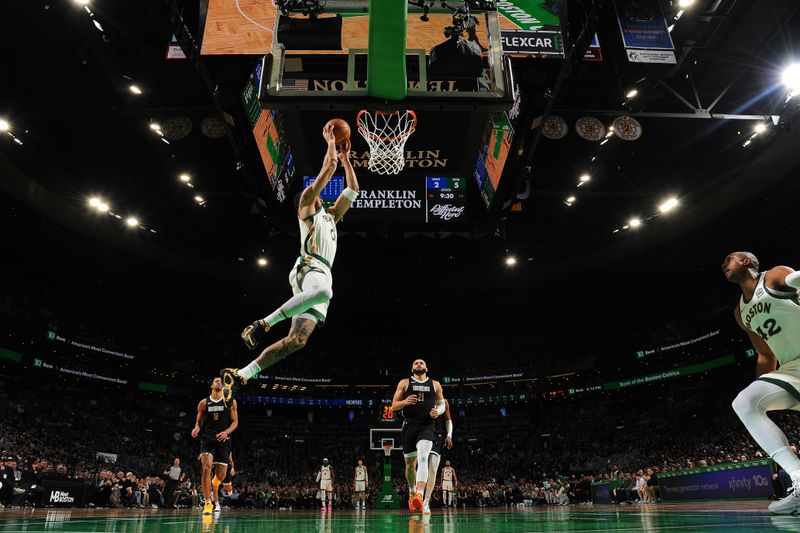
[402,377,435,422]
[743,301,774,330]
[740,273,800,366]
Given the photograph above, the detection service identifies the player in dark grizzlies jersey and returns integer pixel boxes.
[192,377,239,515]
[391,359,445,512]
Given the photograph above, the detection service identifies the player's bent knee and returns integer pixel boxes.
[732,386,759,418]
[287,332,308,350]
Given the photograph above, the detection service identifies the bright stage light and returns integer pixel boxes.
[579,174,591,183]
[626,89,638,99]
[659,197,679,213]
[89,197,101,208]
[629,218,641,228]
[179,174,191,182]
[754,123,767,134]
[129,85,142,95]
[677,0,695,7]
[257,257,268,267]
[126,217,139,227]
[0,119,9,132]
[782,63,800,92]
[505,256,517,266]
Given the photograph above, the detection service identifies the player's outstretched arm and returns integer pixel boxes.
[327,141,360,223]
[766,266,800,291]
[734,307,777,377]
[300,124,339,208]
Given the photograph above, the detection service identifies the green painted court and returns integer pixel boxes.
[2,503,800,532]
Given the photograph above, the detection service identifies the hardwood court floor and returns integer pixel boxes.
[202,0,521,55]
[2,501,800,532]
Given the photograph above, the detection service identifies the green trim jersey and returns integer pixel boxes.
[319,465,332,481]
[739,273,800,366]
[355,465,367,482]
[300,206,337,272]
[442,466,454,482]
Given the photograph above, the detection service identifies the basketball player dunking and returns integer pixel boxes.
[423,399,453,513]
[316,458,334,511]
[354,459,369,510]
[391,359,445,512]
[191,377,238,515]
[221,122,359,397]
[725,252,800,514]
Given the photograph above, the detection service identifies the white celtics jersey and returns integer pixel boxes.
[442,467,453,482]
[740,273,800,366]
[319,465,332,481]
[299,206,337,271]
[355,466,367,481]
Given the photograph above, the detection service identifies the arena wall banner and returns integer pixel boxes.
[41,478,88,507]
[614,0,676,64]
[659,459,775,501]
[603,355,734,391]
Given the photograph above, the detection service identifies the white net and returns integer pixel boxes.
[356,110,417,175]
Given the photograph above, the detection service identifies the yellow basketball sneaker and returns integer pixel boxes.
[241,319,270,350]
[219,368,247,402]
[202,501,213,515]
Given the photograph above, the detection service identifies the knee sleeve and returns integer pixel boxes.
[429,453,441,479]
[415,440,433,483]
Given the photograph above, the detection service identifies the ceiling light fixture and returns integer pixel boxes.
[677,0,695,8]
[629,218,642,228]
[179,174,191,182]
[505,256,517,266]
[126,217,139,227]
[129,85,142,95]
[659,197,679,213]
[754,123,767,134]
[626,89,638,99]
[783,63,800,94]
[0,119,10,132]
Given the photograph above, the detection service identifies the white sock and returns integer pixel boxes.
[238,360,262,380]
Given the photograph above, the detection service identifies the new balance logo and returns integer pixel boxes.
[49,491,75,503]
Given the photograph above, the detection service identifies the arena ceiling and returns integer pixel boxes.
[0,0,799,291]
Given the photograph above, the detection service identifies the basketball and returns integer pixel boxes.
[325,118,351,146]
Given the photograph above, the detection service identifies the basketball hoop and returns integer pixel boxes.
[356,110,417,175]
[382,442,394,457]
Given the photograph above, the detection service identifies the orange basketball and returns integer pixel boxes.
[325,118,351,146]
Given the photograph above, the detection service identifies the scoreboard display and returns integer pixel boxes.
[425,177,466,222]
[302,175,467,224]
